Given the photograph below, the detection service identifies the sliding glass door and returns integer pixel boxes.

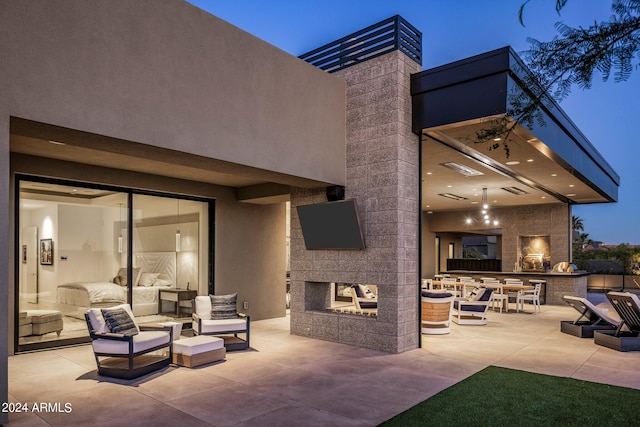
[16,178,211,352]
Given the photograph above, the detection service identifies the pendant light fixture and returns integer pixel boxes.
[176,199,181,252]
[465,188,499,226]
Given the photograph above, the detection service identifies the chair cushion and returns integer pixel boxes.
[359,301,377,309]
[91,330,170,355]
[479,288,493,301]
[210,293,239,319]
[173,336,224,356]
[87,304,138,334]
[422,291,453,298]
[454,301,487,313]
[468,286,486,301]
[194,296,212,320]
[199,318,247,334]
[101,307,138,335]
[351,285,365,298]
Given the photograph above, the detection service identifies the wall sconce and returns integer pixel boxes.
[176,199,181,252]
[118,203,123,253]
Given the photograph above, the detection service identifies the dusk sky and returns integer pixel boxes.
[188,0,640,245]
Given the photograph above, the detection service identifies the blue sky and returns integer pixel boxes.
[188,0,640,244]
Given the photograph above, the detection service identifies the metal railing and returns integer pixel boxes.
[299,15,422,73]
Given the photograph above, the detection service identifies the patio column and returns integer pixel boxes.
[290,50,421,353]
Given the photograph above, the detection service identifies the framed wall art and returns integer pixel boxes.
[40,238,53,265]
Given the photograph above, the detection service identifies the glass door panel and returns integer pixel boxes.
[132,194,207,320]
[18,181,128,350]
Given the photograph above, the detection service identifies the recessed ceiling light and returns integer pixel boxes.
[567,193,576,197]
[527,159,534,162]
[427,211,433,214]
[506,161,520,165]
[493,137,501,141]
[569,184,575,188]
[426,172,432,175]
[551,173,558,177]
[447,185,452,188]
[471,201,479,204]
[49,140,66,145]
[541,196,546,199]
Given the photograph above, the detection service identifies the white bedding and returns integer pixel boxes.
[56,252,178,318]
[57,282,127,306]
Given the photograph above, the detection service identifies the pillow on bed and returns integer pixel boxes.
[101,307,138,335]
[210,293,238,319]
[112,267,142,286]
[139,273,160,287]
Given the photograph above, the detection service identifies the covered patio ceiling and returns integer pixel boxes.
[421,118,604,212]
[413,47,619,215]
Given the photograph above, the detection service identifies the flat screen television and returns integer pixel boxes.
[296,199,365,250]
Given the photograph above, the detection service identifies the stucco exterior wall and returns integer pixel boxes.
[290,51,421,353]
[0,0,345,185]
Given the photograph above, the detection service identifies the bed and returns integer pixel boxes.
[56,252,177,319]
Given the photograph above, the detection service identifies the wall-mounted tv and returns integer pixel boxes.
[296,199,366,250]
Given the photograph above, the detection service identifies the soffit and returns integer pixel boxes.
[421,118,606,212]
[10,128,332,191]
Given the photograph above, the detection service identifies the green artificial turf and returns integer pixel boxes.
[380,366,640,426]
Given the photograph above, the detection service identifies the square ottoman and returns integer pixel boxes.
[26,310,63,336]
[173,335,225,368]
[19,311,32,337]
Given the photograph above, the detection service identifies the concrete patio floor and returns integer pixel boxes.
[7,303,640,426]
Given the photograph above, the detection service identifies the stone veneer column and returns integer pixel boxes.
[290,50,421,353]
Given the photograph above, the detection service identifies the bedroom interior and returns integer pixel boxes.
[17,179,209,350]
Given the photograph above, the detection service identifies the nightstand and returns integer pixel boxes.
[159,289,197,317]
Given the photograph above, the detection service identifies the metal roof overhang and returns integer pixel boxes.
[410,46,619,214]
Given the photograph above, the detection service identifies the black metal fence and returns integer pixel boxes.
[299,15,422,73]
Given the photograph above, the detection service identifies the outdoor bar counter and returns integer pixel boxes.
[441,271,590,305]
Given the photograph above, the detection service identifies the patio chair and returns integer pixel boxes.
[350,284,378,315]
[85,304,173,379]
[561,295,619,338]
[504,279,523,305]
[421,291,454,334]
[441,277,460,297]
[594,292,640,352]
[193,294,250,351]
[486,280,508,313]
[516,283,542,313]
[452,286,493,325]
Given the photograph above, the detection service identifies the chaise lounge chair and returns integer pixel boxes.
[561,295,620,338]
[594,292,640,352]
[452,286,493,325]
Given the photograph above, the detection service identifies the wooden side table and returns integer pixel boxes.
[158,289,197,317]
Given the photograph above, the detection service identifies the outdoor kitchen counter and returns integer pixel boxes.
[440,271,590,305]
